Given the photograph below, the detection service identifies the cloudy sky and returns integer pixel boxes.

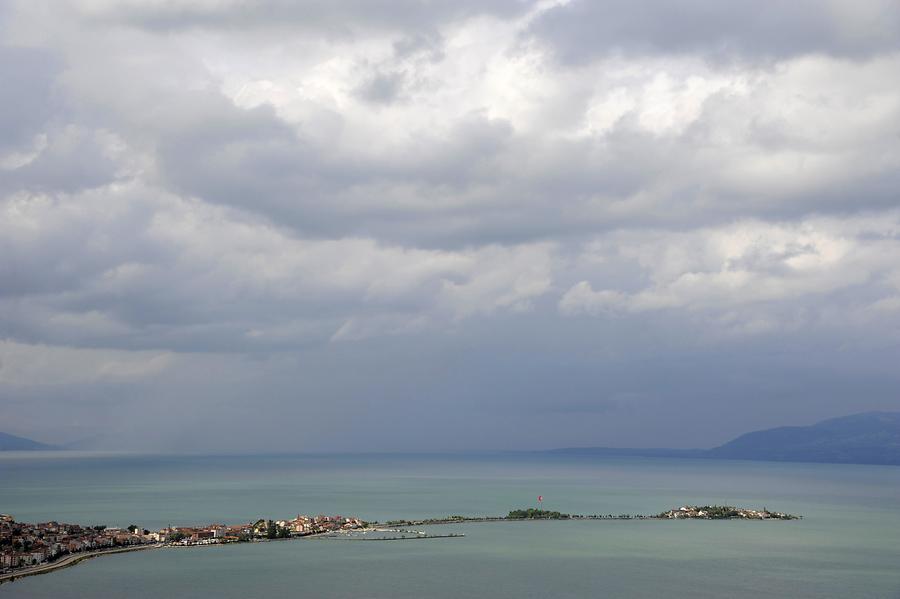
[2,0,899,452]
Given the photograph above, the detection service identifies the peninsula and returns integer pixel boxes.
[0,505,799,583]
[380,505,799,527]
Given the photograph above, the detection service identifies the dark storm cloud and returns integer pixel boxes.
[529,0,900,64]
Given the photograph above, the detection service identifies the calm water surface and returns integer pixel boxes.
[1,452,899,598]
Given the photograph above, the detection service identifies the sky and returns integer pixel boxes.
[1,0,899,453]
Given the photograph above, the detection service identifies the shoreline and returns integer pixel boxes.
[0,544,159,584]
[0,506,800,585]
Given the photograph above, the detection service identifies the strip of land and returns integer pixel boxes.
[0,505,799,583]
[376,505,800,527]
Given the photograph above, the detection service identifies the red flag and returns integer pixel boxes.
[538,496,542,502]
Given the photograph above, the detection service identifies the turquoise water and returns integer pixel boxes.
[1,452,899,597]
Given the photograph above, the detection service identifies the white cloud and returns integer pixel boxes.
[560,215,900,329]
[1,182,558,348]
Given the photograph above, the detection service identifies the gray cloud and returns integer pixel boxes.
[0,46,60,153]
[528,0,900,64]
[75,0,529,37]
[1,0,899,451]
[355,70,406,104]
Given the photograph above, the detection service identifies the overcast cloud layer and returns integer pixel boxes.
[2,0,899,452]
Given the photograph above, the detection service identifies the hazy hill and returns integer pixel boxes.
[552,412,900,466]
[0,431,57,451]
[706,412,900,465]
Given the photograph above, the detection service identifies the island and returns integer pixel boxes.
[0,504,800,583]
[657,505,799,520]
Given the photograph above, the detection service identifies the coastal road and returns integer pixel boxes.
[0,544,159,584]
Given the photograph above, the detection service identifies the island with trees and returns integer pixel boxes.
[657,505,799,520]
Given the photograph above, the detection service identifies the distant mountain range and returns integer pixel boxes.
[551,412,900,466]
[5,412,900,464]
[0,431,57,451]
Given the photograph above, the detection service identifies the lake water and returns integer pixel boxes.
[1,452,899,598]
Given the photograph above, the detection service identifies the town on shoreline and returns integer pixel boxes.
[0,511,365,580]
[1,505,799,582]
